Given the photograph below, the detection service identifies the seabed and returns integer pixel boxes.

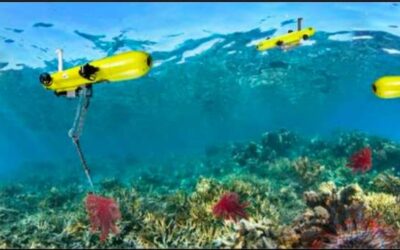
[1,129,400,249]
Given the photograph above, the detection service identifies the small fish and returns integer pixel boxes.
[4,28,23,33]
[0,62,8,69]
[33,22,53,28]
[280,19,296,27]
[269,61,289,69]
[164,33,184,38]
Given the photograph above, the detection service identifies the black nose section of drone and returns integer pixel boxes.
[39,73,52,86]
[147,55,152,67]
[372,83,377,93]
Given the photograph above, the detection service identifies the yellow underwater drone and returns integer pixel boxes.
[372,76,400,99]
[40,50,152,96]
[256,18,316,51]
[39,49,152,187]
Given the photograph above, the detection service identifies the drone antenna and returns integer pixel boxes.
[297,17,303,31]
[56,49,64,72]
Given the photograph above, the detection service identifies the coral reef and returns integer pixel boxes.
[0,183,24,197]
[232,141,261,167]
[291,156,325,185]
[365,192,400,229]
[2,130,400,248]
[232,129,299,167]
[333,131,371,157]
[333,131,400,171]
[100,177,125,191]
[371,172,400,195]
[213,218,279,249]
[261,129,299,158]
[279,181,400,249]
[38,186,78,209]
[278,182,362,248]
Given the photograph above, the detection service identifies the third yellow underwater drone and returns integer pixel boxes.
[372,76,400,99]
[39,49,152,187]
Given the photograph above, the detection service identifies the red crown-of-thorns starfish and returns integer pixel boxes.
[346,147,372,173]
[212,192,249,222]
[85,193,121,242]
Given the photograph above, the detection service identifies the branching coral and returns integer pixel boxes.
[291,157,325,184]
[372,173,400,195]
[213,218,279,249]
[0,206,20,224]
[134,178,229,248]
[63,220,86,236]
[223,175,283,223]
[365,192,400,229]
[132,175,285,248]
[187,177,225,225]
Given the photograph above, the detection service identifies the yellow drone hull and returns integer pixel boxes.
[372,76,400,99]
[40,51,152,94]
[256,27,316,51]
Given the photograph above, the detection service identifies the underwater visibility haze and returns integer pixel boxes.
[1,2,400,248]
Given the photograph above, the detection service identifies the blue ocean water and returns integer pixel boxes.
[0,2,400,182]
[3,3,400,249]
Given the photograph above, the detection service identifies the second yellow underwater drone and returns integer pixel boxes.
[39,49,152,187]
[256,18,316,51]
